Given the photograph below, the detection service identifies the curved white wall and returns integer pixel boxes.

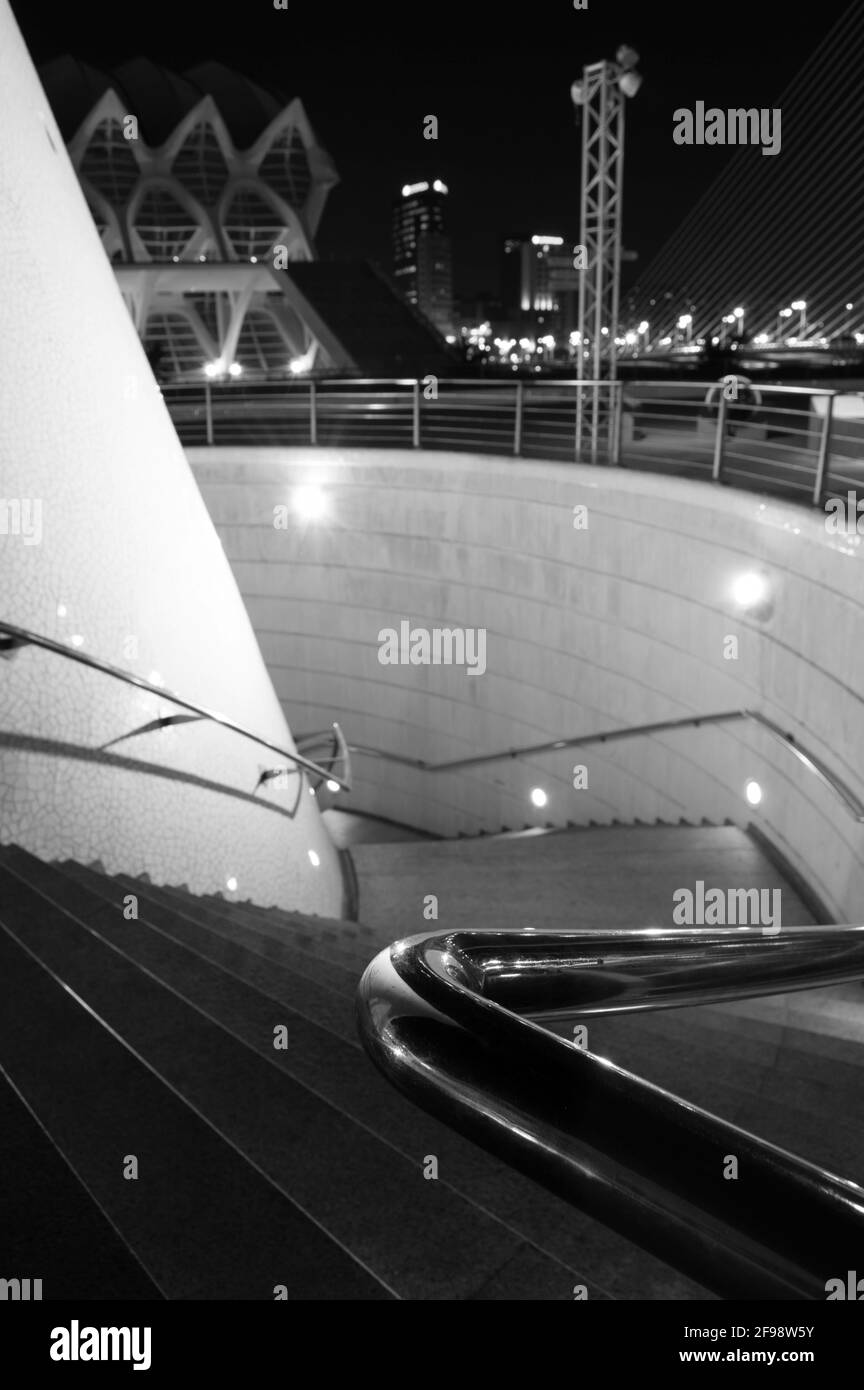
[0,4,342,915]
[190,445,864,924]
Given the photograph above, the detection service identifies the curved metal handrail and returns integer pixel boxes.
[0,619,351,791]
[357,924,864,1300]
[349,708,864,821]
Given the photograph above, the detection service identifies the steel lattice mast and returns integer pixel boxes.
[573,47,641,462]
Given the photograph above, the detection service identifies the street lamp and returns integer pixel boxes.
[677,312,693,346]
[790,299,807,337]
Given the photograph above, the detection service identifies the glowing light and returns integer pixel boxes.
[291,485,328,522]
[530,787,548,808]
[401,181,429,196]
[731,571,769,610]
[677,314,692,328]
[148,671,164,687]
[326,779,340,793]
[69,635,84,648]
[288,346,316,375]
[637,321,649,334]
[56,603,67,617]
[432,179,448,194]
[204,361,222,378]
[226,876,238,891]
[228,362,242,378]
[308,849,321,867]
[531,234,564,245]
[619,71,642,98]
[745,780,763,807]
[791,300,807,311]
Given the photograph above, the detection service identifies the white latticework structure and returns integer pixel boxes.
[49,61,341,378]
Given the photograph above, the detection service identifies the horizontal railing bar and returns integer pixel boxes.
[0,620,351,791]
[348,707,864,821]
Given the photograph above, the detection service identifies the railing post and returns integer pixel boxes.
[575,382,583,464]
[812,393,834,506]
[412,379,420,447]
[204,380,214,446]
[514,380,524,456]
[309,381,317,446]
[711,391,728,482]
[610,381,623,465]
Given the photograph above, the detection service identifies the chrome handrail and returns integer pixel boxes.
[357,923,864,1300]
[349,708,864,822]
[0,619,351,791]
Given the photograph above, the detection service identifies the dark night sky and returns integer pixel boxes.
[12,0,854,298]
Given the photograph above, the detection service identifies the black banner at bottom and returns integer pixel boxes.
[0,1298,860,1378]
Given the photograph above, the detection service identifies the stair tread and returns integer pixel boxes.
[0,854,604,1301]
[0,891,389,1301]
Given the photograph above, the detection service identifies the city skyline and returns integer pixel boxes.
[15,0,855,300]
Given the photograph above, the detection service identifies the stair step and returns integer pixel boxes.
[0,854,591,1301]
[0,891,387,1300]
[0,1068,163,1300]
[128,878,370,975]
[12,851,708,1300]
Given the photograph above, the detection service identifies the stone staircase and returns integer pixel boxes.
[0,825,859,1300]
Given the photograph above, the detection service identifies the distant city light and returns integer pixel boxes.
[790,299,807,311]
[531,234,564,245]
[432,178,449,194]
[402,181,430,196]
[677,314,692,328]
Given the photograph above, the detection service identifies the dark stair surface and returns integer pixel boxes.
[0,842,859,1300]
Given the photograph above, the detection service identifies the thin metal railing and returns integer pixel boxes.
[348,708,864,823]
[357,921,864,1300]
[0,619,351,792]
[162,376,862,509]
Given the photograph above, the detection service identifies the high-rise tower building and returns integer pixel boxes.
[392,180,454,336]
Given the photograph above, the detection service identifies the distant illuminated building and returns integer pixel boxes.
[392,180,454,335]
[502,234,565,317]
